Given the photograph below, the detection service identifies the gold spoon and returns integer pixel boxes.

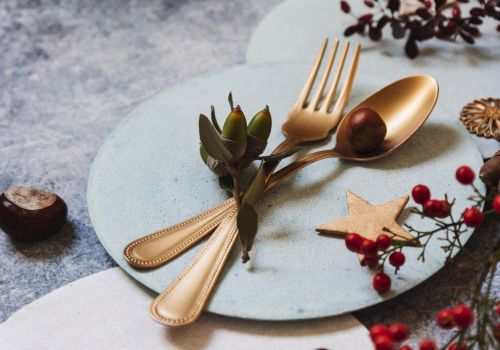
[266,75,439,189]
[150,75,439,326]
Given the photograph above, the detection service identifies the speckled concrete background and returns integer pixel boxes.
[0,0,498,347]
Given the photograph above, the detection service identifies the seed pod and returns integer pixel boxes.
[207,156,228,177]
[222,105,247,141]
[199,144,209,164]
[245,106,272,158]
[222,105,247,160]
[247,106,272,141]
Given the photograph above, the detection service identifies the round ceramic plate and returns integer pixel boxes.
[0,268,371,349]
[88,62,485,321]
[246,0,500,157]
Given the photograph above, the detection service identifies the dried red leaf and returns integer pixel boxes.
[344,24,361,36]
[391,20,406,39]
[369,26,382,41]
[405,36,419,58]
[340,0,351,14]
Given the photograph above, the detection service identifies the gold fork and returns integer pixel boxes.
[148,40,361,326]
[124,39,360,272]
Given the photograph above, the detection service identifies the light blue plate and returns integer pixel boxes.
[246,0,500,157]
[87,62,485,320]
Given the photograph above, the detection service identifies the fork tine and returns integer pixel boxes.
[321,41,350,112]
[309,39,339,111]
[329,43,361,116]
[295,38,328,108]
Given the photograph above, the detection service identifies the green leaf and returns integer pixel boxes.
[242,164,265,207]
[237,203,258,260]
[256,146,301,161]
[210,105,222,134]
[199,114,233,162]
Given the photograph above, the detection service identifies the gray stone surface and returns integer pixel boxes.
[0,0,498,347]
[0,0,280,322]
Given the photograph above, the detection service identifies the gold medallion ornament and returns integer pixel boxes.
[460,98,500,141]
[316,191,417,244]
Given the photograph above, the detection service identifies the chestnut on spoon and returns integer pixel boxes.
[150,75,439,326]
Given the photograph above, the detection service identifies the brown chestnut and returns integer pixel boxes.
[346,106,387,153]
[0,186,68,241]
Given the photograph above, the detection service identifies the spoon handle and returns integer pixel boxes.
[265,149,341,190]
[150,208,239,326]
[124,198,235,268]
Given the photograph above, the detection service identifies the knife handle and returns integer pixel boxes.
[124,198,236,269]
[150,208,239,326]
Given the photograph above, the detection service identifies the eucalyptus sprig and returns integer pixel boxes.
[198,92,296,262]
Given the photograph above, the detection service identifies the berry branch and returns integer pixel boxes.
[340,0,500,58]
[339,165,500,349]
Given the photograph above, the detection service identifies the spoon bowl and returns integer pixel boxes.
[334,75,439,161]
[266,75,439,189]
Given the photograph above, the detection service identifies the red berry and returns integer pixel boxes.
[452,5,461,18]
[400,346,412,350]
[455,166,475,185]
[361,239,378,256]
[453,304,473,328]
[423,0,432,8]
[361,254,379,268]
[419,339,437,350]
[389,252,406,268]
[373,273,391,294]
[493,195,500,213]
[340,0,350,13]
[448,343,468,350]
[436,308,455,329]
[373,335,394,350]
[389,322,409,341]
[345,233,363,253]
[376,234,392,251]
[423,199,449,218]
[370,324,392,340]
[412,184,431,204]
[495,303,500,316]
[462,207,484,227]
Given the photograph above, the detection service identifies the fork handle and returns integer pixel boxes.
[124,198,235,268]
[150,208,239,326]
[123,138,296,269]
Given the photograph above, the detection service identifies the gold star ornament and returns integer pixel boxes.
[316,191,417,244]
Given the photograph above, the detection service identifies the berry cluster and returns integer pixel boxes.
[369,322,410,350]
[367,303,500,349]
[406,165,498,263]
[413,166,487,227]
[340,0,500,58]
[343,165,499,296]
[345,232,406,293]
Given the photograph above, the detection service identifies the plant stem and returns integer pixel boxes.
[227,163,241,209]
